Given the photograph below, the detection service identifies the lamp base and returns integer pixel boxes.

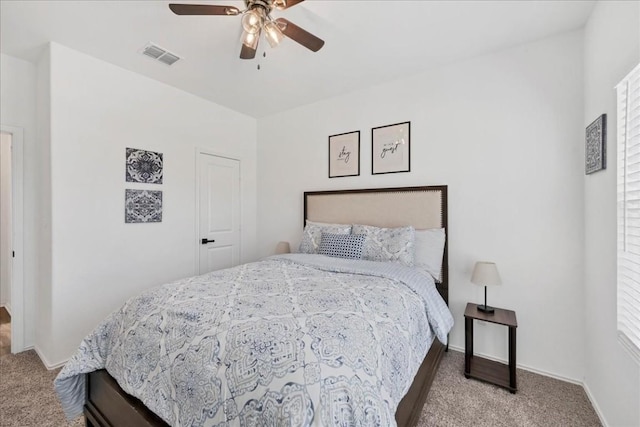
[477,304,495,314]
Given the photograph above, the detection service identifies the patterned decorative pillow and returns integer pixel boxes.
[352,224,416,266]
[318,232,366,260]
[299,221,352,254]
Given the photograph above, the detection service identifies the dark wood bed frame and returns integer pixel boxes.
[84,185,449,427]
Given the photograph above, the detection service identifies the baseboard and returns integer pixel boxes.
[583,381,609,427]
[447,345,582,385]
[0,303,11,316]
[448,346,609,425]
[33,346,68,370]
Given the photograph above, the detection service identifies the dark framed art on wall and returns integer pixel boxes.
[126,147,164,184]
[585,114,606,175]
[125,189,163,223]
[328,130,360,178]
[372,121,410,175]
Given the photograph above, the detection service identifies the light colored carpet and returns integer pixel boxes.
[0,351,82,427]
[420,351,601,427]
[0,349,600,426]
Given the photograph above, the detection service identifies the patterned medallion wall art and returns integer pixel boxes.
[585,114,606,174]
[125,189,163,223]
[126,148,163,184]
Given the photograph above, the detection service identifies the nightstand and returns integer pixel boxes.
[464,302,518,393]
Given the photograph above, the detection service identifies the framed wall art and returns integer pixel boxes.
[372,121,410,175]
[126,147,163,184]
[125,189,163,223]
[328,130,360,178]
[585,114,606,175]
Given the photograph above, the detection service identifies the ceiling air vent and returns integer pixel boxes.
[157,52,180,66]
[141,43,181,66]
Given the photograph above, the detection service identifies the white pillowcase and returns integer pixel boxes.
[414,228,446,281]
[299,221,352,254]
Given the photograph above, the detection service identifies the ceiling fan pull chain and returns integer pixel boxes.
[257,50,267,70]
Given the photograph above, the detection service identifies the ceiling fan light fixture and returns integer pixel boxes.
[168,1,325,60]
[241,10,263,34]
[242,28,260,49]
[264,20,284,47]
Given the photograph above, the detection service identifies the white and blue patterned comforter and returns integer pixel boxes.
[55,254,454,426]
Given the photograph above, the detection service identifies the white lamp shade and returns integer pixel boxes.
[275,241,291,255]
[471,262,502,286]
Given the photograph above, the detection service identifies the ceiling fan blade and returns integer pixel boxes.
[275,18,324,52]
[169,4,240,16]
[275,0,305,10]
[240,43,257,59]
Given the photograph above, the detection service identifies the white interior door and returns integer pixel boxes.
[198,153,240,274]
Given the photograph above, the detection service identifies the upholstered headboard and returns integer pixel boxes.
[303,185,449,304]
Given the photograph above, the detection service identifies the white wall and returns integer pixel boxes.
[0,53,38,348]
[35,46,54,360]
[583,1,640,426]
[0,132,12,312]
[40,43,257,365]
[257,31,586,381]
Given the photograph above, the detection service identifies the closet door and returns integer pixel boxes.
[198,153,240,274]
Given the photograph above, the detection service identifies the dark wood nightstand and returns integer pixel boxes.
[464,302,518,393]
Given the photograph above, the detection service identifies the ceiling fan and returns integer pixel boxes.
[169,0,325,60]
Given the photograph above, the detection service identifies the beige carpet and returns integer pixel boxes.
[0,349,600,427]
[420,351,601,427]
[0,351,83,427]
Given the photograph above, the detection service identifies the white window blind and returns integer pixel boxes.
[617,63,640,364]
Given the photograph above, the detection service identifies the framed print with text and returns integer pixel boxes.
[372,121,410,175]
[329,131,360,178]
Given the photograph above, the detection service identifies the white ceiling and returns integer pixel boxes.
[1,0,595,118]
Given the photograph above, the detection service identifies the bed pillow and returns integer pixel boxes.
[352,224,415,266]
[414,228,446,281]
[299,221,352,254]
[318,232,366,260]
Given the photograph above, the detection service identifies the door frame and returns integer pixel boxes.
[194,148,242,276]
[1,125,25,353]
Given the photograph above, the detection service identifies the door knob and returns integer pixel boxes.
[201,238,216,245]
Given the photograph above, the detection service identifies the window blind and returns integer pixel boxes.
[617,63,640,364]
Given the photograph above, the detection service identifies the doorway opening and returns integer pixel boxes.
[0,306,9,356]
[0,131,13,355]
[0,125,24,354]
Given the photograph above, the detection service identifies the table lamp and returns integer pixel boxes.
[471,261,502,314]
[275,241,291,254]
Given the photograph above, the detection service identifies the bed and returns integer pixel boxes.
[55,185,451,427]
